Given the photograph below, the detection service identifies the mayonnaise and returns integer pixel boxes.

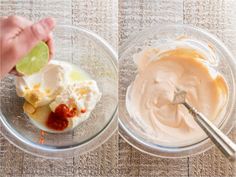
[126,48,228,146]
[16,60,102,133]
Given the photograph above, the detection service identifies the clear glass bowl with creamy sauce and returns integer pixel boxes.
[119,25,236,158]
[0,25,118,158]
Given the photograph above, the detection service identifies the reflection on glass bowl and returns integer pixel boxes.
[0,25,118,159]
[119,25,236,158]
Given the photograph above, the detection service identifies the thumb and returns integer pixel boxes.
[16,17,55,58]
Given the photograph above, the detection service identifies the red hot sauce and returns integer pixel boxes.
[46,104,77,131]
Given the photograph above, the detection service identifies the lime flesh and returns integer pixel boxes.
[16,41,49,75]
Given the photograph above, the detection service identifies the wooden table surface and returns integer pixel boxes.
[0,0,236,177]
[118,1,236,177]
[0,1,118,177]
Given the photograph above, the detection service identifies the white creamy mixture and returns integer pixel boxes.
[15,60,101,133]
[126,48,228,146]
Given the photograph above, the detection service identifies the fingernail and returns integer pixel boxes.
[31,18,55,40]
[42,18,56,30]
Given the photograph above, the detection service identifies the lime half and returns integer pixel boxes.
[16,41,49,75]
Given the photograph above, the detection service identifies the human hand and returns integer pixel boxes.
[0,16,56,79]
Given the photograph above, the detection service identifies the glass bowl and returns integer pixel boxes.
[0,25,118,159]
[119,24,236,158]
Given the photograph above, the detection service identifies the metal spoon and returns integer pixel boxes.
[173,89,236,161]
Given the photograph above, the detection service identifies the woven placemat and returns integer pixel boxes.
[118,0,236,177]
[0,0,236,177]
[0,0,118,177]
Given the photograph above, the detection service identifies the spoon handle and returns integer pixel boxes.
[183,102,236,161]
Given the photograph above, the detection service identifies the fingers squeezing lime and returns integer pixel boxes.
[16,41,49,75]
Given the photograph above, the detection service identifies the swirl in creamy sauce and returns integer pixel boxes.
[126,48,228,146]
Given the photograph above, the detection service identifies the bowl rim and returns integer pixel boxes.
[118,24,236,158]
[0,25,118,159]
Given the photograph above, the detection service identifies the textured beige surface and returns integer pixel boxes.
[1,0,236,177]
[0,0,118,177]
[118,0,236,177]
[184,1,236,176]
